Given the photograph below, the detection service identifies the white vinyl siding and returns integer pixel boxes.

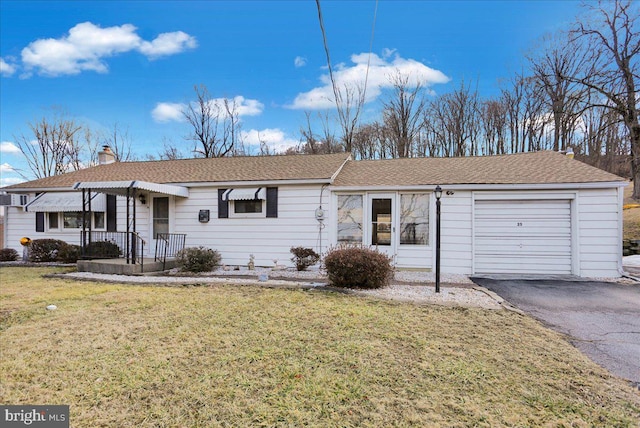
[174,184,329,267]
[440,191,473,274]
[474,199,572,274]
[578,188,621,277]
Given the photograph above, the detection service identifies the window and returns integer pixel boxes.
[400,193,429,245]
[94,212,105,229]
[153,197,169,239]
[337,195,363,244]
[48,213,59,229]
[371,198,392,246]
[63,212,84,229]
[234,200,263,214]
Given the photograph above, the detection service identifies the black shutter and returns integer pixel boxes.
[35,212,45,232]
[106,194,117,231]
[266,187,278,218]
[218,189,229,218]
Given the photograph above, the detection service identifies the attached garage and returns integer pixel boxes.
[474,197,573,275]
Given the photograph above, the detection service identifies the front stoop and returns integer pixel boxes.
[77,258,178,274]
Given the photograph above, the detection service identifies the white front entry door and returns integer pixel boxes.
[367,193,396,260]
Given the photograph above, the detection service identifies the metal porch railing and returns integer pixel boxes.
[155,233,187,270]
[81,231,145,270]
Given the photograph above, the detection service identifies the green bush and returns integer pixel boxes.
[324,246,393,289]
[85,241,121,259]
[29,239,67,262]
[58,243,81,263]
[176,246,221,273]
[0,248,19,262]
[290,246,320,271]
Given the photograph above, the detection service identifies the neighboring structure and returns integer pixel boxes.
[1,149,627,277]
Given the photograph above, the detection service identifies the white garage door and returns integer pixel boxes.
[474,199,572,274]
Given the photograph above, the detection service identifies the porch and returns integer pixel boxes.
[72,179,189,275]
[77,257,179,275]
[77,231,186,274]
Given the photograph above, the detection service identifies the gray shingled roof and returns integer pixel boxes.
[4,153,351,190]
[332,151,624,187]
[4,151,624,191]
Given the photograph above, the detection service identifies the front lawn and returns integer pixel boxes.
[1,267,638,427]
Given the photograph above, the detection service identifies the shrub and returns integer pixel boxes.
[85,241,121,259]
[58,243,81,263]
[290,246,320,271]
[176,246,221,273]
[29,239,67,262]
[0,248,19,262]
[324,246,393,289]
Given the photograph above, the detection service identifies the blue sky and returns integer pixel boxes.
[1,0,582,186]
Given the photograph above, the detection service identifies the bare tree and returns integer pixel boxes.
[103,122,136,161]
[570,0,639,196]
[334,82,366,153]
[14,114,83,179]
[425,80,481,157]
[183,84,243,158]
[528,32,589,151]
[381,72,427,158]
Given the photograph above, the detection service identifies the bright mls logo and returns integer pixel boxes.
[1,406,69,427]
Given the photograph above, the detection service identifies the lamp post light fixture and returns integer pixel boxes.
[435,185,442,293]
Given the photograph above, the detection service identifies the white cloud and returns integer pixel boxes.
[0,163,15,173]
[294,56,307,68]
[152,102,186,123]
[289,50,450,110]
[152,96,263,123]
[139,31,197,59]
[0,176,26,187]
[0,141,21,154]
[0,58,16,76]
[242,128,299,153]
[226,96,263,116]
[20,21,197,77]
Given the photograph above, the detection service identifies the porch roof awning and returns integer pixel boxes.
[222,187,266,201]
[25,192,106,212]
[73,180,189,198]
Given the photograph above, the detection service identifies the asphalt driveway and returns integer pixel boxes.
[471,277,640,387]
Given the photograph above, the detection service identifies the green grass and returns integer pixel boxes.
[1,267,638,427]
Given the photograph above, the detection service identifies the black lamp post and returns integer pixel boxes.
[435,185,442,293]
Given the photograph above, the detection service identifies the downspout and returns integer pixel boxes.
[316,184,328,256]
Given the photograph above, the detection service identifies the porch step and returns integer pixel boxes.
[77,258,178,275]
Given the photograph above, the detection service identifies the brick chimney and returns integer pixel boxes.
[98,145,116,165]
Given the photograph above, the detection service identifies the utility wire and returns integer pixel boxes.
[315,0,341,108]
[362,0,379,105]
[315,0,379,117]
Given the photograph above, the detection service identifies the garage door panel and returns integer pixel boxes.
[474,199,572,275]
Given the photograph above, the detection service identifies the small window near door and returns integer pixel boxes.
[400,193,429,245]
[371,198,392,246]
[94,212,105,229]
[337,195,363,244]
[153,197,169,239]
[48,212,59,229]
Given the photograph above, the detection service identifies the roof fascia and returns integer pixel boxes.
[330,181,628,192]
[2,187,76,193]
[176,178,332,187]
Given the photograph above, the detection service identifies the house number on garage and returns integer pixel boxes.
[517,222,523,226]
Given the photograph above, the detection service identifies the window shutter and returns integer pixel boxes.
[218,189,229,218]
[266,187,278,218]
[106,194,117,231]
[35,212,45,232]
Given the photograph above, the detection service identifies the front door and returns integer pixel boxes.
[152,196,170,252]
[368,194,396,260]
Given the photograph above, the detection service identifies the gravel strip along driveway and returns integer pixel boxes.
[61,268,502,310]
